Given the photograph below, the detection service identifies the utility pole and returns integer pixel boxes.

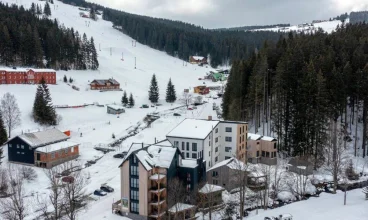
[135,57,136,69]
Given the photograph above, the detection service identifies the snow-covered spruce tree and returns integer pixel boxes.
[33,77,57,125]
[122,91,128,106]
[148,74,159,103]
[44,2,51,17]
[69,77,73,83]
[129,93,135,107]
[90,37,99,70]
[36,4,42,15]
[165,78,176,103]
[0,111,7,165]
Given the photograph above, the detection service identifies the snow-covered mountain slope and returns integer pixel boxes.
[253,19,344,34]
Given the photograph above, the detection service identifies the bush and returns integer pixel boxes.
[20,166,37,181]
[345,159,359,181]
[0,169,8,193]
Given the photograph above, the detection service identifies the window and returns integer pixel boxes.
[225,147,231,152]
[262,151,266,157]
[215,137,218,143]
[9,144,12,148]
[182,142,185,150]
[256,151,260,157]
[242,135,244,141]
[239,137,242,144]
[257,142,260,145]
[182,152,185,158]
[71,147,74,153]
[209,151,211,156]
[130,190,139,200]
[174,141,179,148]
[192,153,197,159]
[21,145,24,149]
[243,126,245,133]
[266,152,270,158]
[274,142,277,149]
[208,161,211,167]
[21,152,24,155]
[51,152,55,159]
[17,144,20,148]
[225,127,232,132]
[133,155,137,163]
[186,142,189,151]
[212,171,218,177]
[17,151,20,154]
[186,153,189,158]
[213,179,218,184]
[192,143,197,151]
[215,156,218,162]
[239,127,242,134]
[225,156,231,160]
[225,137,232,142]
[131,202,139,213]
[131,166,139,176]
[215,128,218,133]
[130,178,139,188]
[209,141,211,146]
[215,147,218,152]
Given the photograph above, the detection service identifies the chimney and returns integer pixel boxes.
[208,115,212,121]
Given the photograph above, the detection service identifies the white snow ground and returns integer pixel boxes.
[0,0,367,219]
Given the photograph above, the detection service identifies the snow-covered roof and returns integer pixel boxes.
[0,68,55,72]
[14,129,69,148]
[149,174,166,180]
[192,56,205,60]
[29,68,56,73]
[168,203,195,213]
[199,184,225,193]
[207,158,234,172]
[181,159,198,168]
[261,136,276,141]
[248,133,262,141]
[133,140,177,171]
[91,79,119,85]
[167,119,219,139]
[207,157,248,172]
[107,105,124,110]
[36,141,79,153]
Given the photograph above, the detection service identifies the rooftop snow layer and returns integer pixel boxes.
[107,105,124,110]
[0,68,55,72]
[134,140,177,171]
[248,133,262,140]
[167,119,219,139]
[16,129,69,147]
[181,159,198,168]
[261,136,276,141]
[192,56,205,60]
[168,203,195,213]
[207,157,248,172]
[207,158,234,172]
[36,141,79,153]
[199,184,225,193]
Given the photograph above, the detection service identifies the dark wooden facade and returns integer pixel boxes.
[7,137,35,165]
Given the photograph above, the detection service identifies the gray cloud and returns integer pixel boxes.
[88,0,368,28]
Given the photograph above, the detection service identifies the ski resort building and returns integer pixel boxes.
[246,133,277,165]
[166,118,248,170]
[90,79,120,90]
[6,129,79,168]
[0,68,56,84]
[107,105,125,114]
[115,140,206,219]
[189,56,207,64]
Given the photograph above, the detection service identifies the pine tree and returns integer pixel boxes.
[89,7,97,21]
[165,78,176,103]
[33,83,47,123]
[122,91,128,106]
[69,77,73,83]
[129,93,135,107]
[148,74,159,103]
[82,33,90,69]
[50,0,54,4]
[30,3,36,14]
[33,77,57,125]
[63,75,67,83]
[36,4,43,15]
[90,37,99,70]
[44,2,51,17]
[0,111,8,146]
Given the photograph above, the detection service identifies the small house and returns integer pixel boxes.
[168,203,196,220]
[107,105,125,114]
[197,184,224,208]
[7,129,79,168]
[90,79,120,90]
[189,56,207,64]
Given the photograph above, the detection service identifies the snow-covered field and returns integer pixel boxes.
[0,0,367,219]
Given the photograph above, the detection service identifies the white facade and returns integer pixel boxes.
[167,119,247,171]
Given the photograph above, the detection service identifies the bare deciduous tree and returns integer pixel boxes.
[61,162,89,220]
[197,182,223,220]
[181,92,193,108]
[19,166,37,181]
[0,93,21,137]
[167,177,188,220]
[0,166,28,220]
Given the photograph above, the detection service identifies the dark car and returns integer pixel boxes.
[122,151,128,156]
[173,113,181,116]
[94,189,107,196]
[113,153,125,159]
[141,104,149,108]
[100,185,114,193]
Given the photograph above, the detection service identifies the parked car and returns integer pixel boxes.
[187,107,193,110]
[141,104,149,108]
[156,103,163,106]
[113,153,125,159]
[173,113,181,116]
[100,185,114,192]
[94,189,107,196]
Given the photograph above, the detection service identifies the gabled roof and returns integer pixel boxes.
[91,79,120,85]
[167,119,219,140]
[248,133,276,141]
[207,157,248,172]
[107,105,124,110]
[199,184,225,193]
[191,56,205,60]
[8,129,69,148]
[35,141,79,153]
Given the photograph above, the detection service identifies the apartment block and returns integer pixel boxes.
[247,133,277,165]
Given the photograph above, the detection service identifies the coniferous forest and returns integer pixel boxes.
[0,2,98,70]
[59,0,283,67]
[222,23,368,163]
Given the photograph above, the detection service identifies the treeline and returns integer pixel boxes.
[218,24,291,31]
[0,2,98,70]
[58,0,282,67]
[330,12,349,22]
[223,23,368,161]
[350,11,368,24]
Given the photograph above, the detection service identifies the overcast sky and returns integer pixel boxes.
[88,0,368,28]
